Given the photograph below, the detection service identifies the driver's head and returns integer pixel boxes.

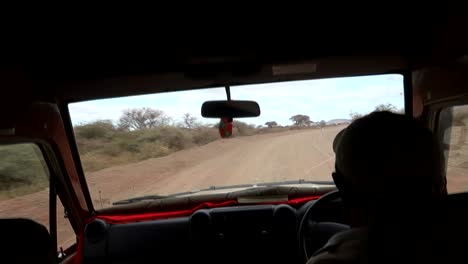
[332,111,446,212]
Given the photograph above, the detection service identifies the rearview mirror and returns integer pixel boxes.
[201,100,260,118]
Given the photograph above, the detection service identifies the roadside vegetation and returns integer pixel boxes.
[350,103,404,121]
[74,108,321,172]
[75,104,402,172]
[0,144,49,199]
[74,109,261,172]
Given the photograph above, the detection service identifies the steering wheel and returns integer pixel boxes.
[298,191,349,262]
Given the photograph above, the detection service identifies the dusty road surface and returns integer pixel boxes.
[0,126,344,248]
[87,126,343,206]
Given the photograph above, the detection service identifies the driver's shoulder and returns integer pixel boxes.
[307,228,368,264]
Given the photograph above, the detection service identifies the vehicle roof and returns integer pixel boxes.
[2,12,467,103]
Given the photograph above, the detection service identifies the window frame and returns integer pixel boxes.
[0,139,80,258]
[427,97,468,193]
[63,72,408,210]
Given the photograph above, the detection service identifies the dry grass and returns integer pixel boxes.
[0,144,49,200]
[76,125,223,172]
[75,122,331,173]
[80,152,140,172]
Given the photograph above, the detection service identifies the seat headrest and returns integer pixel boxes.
[0,218,55,263]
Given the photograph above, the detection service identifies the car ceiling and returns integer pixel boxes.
[2,11,467,104]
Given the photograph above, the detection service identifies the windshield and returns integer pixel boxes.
[69,74,404,208]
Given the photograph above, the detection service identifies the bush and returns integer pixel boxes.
[109,130,146,153]
[80,153,107,172]
[75,120,115,139]
[258,127,289,134]
[232,121,257,136]
[76,138,106,154]
[192,127,219,145]
[74,120,263,173]
[99,144,122,157]
[158,127,193,150]
[121,127,193,150]
[137,142,170,159]
[134,129,161,143]
[80,152,138,172]
[0,144,49,199]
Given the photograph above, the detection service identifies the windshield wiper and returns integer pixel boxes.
[112,180,335,205]
[257,179,334,186]
[113,195,167,205]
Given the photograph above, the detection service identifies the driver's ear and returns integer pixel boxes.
[332,169,346,193]
[333,169,352,207]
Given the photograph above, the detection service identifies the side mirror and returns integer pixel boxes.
[201,100,260,118]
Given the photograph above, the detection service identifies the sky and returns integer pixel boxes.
[69,74,404,127]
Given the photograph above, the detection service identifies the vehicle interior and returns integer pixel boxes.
[2,12,468,264]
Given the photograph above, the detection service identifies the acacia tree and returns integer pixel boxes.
[349,111,364,121]
[375,103,397,112]
[290,115,311,126]
[265,121,278,128]
[118,108,171,130]
[350,103,403,121]
[182,113,199,129]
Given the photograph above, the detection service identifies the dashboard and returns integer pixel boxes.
[83,201,345,264]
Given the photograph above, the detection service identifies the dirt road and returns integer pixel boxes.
[0,126,344,248]
[87,126,343,207]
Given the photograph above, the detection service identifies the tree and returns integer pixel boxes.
[349,111,364,121]
[348,104,403,123]
[181,113,199,129]
[118,108,171,130]
[374,103,397,112]
[290,115,311,126]
[265,121,278,128]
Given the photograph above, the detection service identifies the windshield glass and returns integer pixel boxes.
[69,74,404,208]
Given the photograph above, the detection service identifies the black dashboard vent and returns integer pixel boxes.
[85,219,109,244]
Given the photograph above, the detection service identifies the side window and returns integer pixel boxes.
[57,200,76,252]
[0,143,75,252]
[439,105,468,193]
